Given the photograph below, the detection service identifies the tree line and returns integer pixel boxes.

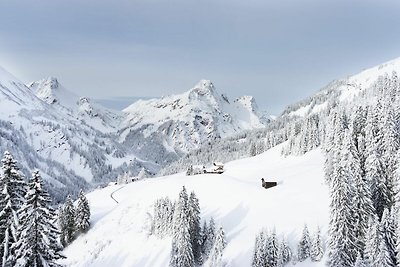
[0,151,91,267]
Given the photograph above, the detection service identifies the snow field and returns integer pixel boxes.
[62,144,329,267]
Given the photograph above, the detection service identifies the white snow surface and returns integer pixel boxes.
[62,144,329,267]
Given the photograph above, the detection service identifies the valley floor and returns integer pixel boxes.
[61,144,329,267]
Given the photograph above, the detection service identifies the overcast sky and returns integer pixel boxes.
[1,0,400,114]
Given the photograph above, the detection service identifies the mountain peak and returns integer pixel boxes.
[28,77,78,107]
[190,79,216,96]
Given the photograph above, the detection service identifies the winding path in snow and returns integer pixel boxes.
[110,185,125,204]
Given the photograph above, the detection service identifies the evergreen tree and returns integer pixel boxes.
[58,195,76,246]
[188,192,202,265]
[203,218,216,258]
[266,229,279,267]
[13,170,63,267]
[365,105,389,219]
[0,151,26,266]
[252,231,267,267]
[277,237,291,266]
[297,225,311,262]
[310,227,324,262]
[170,187,194,267]
[349,126,375,255]
[75,190,90,234]
[327,130,358,266]
[208,227,227,267]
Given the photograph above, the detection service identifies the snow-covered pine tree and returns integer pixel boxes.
[203,217,216,258]
[297,225,311,262]
[188,191,202,265]
[365,104,389,219]
[170,186,194,267]
[327,129,358,267]
[13,170,64,267]
[347,123,375,255]
[277,237,291,267]
[163,197,175,236]
[310,227,324,262]
[152,198,163,236]
[75,190,90,234]
[266,229,279,267]
[0,151,27,266]
[152,197,175,237]
[252,231,267,267]
[58,195,76,246]
[208,226,227,267]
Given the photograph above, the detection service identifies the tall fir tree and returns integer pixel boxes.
[208,226,227,267]
[252,231,267,267]
[346,126,375,255]
[0,151,26,266]
[170,187,194,267]
[277,237,291,267]
[13,170,64,267]
[188,192,202,265]
[266,229,279,267]
[297,225,311,262]
[75,190,90,234]
[365,104,389,219]
[203,217,216,258]
[327,129,359,267]
[58,195,76,247]
[310,227,324,262]
[201,220,208,254]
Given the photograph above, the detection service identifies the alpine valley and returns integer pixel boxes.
[3,55,400,267]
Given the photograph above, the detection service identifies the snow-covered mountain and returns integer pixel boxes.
[0,67,269,199]
[28,77,124,132]
[122,80,269,154]
[0,67,155,201]
[280,57,400,118]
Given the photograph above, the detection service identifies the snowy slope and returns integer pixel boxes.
[122,80,269,153]
[61,144,329,267]
[281,57,400,118]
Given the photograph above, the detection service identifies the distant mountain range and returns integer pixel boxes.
[0,68,269,200]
